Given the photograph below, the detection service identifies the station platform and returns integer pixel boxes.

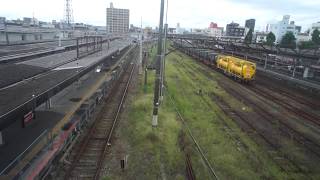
[0,40,133,178]
[0,39,130,130]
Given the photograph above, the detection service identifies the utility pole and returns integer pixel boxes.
[4,22,9,45]
[139,17,143,75]
[152,0,165,127]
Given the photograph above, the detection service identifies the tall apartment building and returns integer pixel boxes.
[245,19,255,31]
[106,2,129,34]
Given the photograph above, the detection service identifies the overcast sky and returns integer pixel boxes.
[0,0,319,31]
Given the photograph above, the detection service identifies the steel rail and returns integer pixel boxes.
[94,50,137,180]
[165,86,220,180]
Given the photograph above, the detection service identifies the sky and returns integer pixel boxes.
[0,0,319,32]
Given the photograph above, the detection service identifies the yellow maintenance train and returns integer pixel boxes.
[181,47,257,83]
[216,55,256,82]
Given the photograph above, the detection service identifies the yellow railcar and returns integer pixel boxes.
[216,55,256,82]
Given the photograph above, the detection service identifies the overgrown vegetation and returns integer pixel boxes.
[280,31,296,48]
[104,45,302,179]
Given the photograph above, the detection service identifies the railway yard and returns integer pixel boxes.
[2,0,320,179]
[171,48,320,178]
[86,43,319,179]
[0,37,319,179]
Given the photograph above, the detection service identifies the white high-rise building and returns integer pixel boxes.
[174,23,185,34]
[106,2,129,34]
[267,15,299,44]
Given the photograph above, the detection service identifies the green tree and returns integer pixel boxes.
[280,32,296,48]
[244,28,253,44]
[311,29,320,45]
[298,41,315,49]
[266,32,276,46]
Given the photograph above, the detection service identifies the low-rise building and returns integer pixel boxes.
[255,32,268,43]
[206,22,223,37]
[296,33,311,42]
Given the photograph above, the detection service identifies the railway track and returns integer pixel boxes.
[255,78,320,109]
[249,85,320,127]
[208,91,311,177]
[181,52,320,146]
[221,83,320,156]
[192,54,320,153]
[62,48,137,179]
[173,53,318,177]
[165,85,219,180]
[174,56,301,172]
[185,154,196,180]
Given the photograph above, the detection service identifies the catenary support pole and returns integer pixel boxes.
[160,23,168,101]
[45,98,52,109]
[160,0,169,102]
[139,17,143,75]
[264,54,268,69]
[4,22,9,45]
[0,131,4,146]
[152,0,165,127]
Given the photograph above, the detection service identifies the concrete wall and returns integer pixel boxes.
[0,32,57,43]
[9,33,22,42]
[41,32,56,40]
[0,32,7,42]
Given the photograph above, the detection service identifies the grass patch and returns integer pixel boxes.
[104,45,304,179]
[163,50,294,179]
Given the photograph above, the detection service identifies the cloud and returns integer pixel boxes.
[0,0,318,32]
